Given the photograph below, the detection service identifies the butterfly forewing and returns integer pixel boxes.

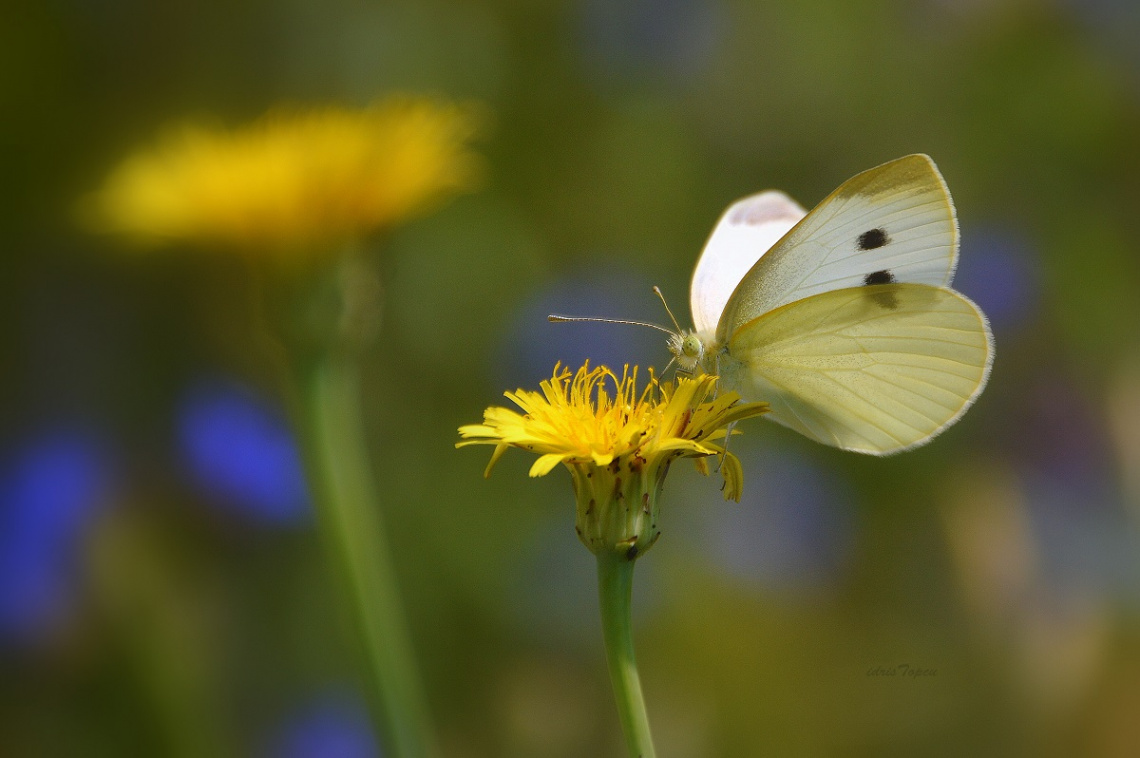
[721,283,992,455]
[715,154,958,342]
[689,191,806,334]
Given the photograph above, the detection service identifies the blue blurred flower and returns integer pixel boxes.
[496,266,666,390]
[0,429,113,642]
[1061,0,1140,76]
[576,0,724,86]
[1018,375,1112,495]
[697,446,855,595]
[1013,373,1140,605]
[176,378,311,526]
[955,225,1039,333]
[264,692,380,758]
[1022,475,1129,599]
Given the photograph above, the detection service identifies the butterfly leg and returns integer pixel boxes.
[715,419,738,475]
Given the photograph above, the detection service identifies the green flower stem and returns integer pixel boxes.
[597,551,657,758]
[300,351,438,758]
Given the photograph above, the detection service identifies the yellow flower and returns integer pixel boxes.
[458,362,768,558]
[83,96,482,254]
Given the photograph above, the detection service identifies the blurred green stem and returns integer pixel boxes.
[597,552,657,758]
[300,350,438,758]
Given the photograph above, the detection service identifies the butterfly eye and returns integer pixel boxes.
[681,335,703,359]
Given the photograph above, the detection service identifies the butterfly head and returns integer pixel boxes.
[667,331,705,373]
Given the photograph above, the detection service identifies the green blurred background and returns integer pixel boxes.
[4,0,1140,755]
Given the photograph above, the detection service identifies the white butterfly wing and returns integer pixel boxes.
[720,283,993,455]
[689,191,805,334]
[717,154,958,341]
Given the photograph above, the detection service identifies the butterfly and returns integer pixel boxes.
[553,154,993,455]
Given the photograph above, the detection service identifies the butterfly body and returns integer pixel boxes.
[670,154,993,456]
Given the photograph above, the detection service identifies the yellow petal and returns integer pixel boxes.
[529,453,568,477]
[719,452,745,502]
[484,443,510,478]
[591,451,615,467]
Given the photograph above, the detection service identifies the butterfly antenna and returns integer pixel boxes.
[547,314,676,335]
[652,286,684,333]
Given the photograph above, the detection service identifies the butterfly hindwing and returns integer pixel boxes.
[720,283,993,455]
[715,154,958,342]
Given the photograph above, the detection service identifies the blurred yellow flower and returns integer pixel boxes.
[83,97,482,253]
[458,362,768,557]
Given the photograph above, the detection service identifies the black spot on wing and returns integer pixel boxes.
[863,269,896,286]
[865,283,900,311]
[863,271,899,310]
[857,228,890,250]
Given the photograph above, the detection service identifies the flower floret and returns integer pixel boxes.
[457,361,769,501]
